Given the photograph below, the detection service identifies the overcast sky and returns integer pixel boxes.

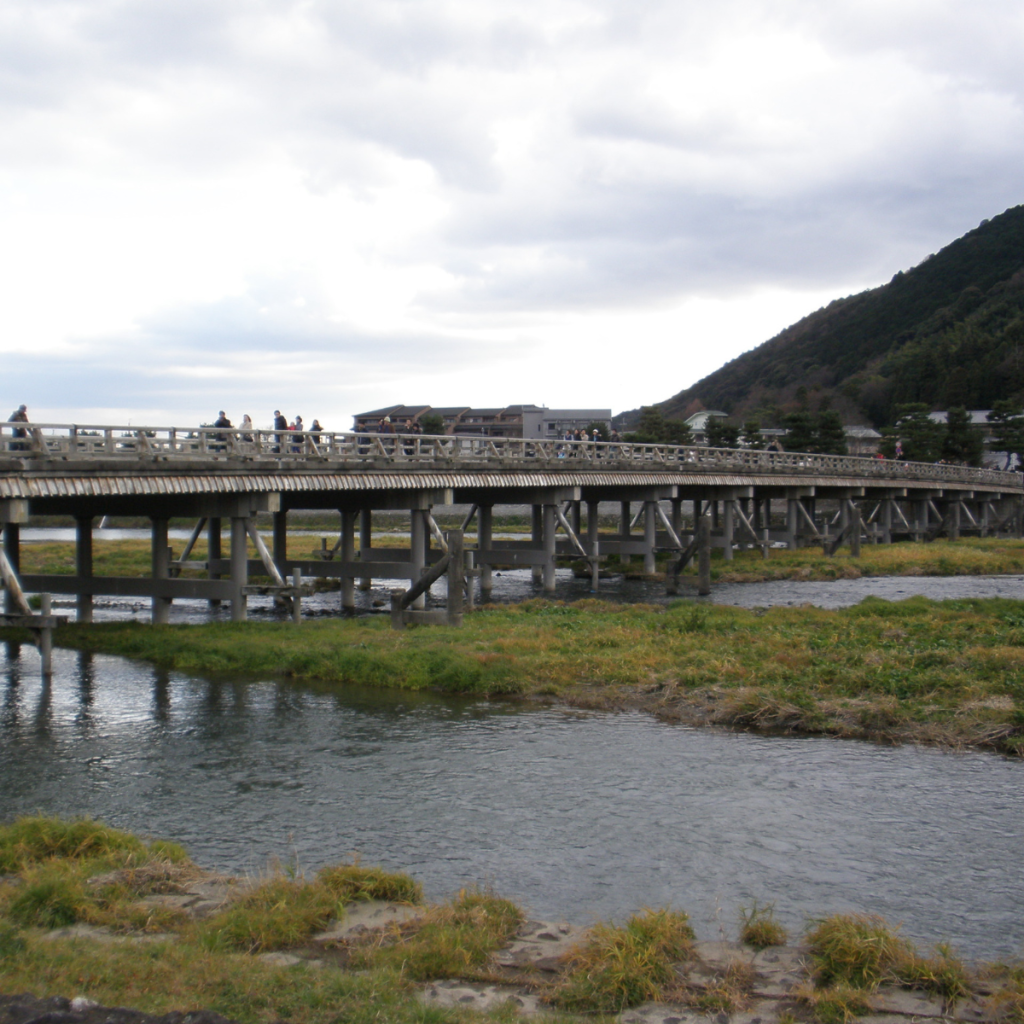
[3,0,1023,430]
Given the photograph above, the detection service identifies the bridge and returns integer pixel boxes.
[1,421,1022,627]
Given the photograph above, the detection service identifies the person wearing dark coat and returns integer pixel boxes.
[8,404,28,452]
[273,410,288,453]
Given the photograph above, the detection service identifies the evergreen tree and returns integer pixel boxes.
[815,410,848,455]
[987,401,1024,469]
[419,413,445,436]
[630,406,667,443]
[663,419,693,445]
[705,418,741,448]
[781,411,816,453]
[942,406,984,465]
[742,420,765,449]
[890,404,945,462]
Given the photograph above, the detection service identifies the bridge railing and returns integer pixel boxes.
[1,422,1020,489]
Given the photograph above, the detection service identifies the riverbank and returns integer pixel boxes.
[16,593,1021,756]
[1,817,1022,1024]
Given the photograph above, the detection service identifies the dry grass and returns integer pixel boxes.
[551,908,695,1013]
[739,901,788,949]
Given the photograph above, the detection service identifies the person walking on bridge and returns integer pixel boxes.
[273,410,288,453]
[7,404,28,452]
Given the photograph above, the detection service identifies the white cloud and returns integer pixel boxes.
[2,0,1023,426]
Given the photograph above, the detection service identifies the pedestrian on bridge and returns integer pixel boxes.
[8,404,28,452]
[273,410,287,453]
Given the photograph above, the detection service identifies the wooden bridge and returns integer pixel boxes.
[2,421,1022,629]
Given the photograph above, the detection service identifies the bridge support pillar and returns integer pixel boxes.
[619,502,631,567]
[571,500,582,537]
[543,503,557,592]
[671,499,683,539]
[479,505,493,599]
[359,509,372,591]
[643,501,657,574]
[410,509,427,610]
[340,510,357,612]
[230,517,248,622]
[273,510,288,567]
[916,500,928,541]
[881,499,893,544]
[587,500,600,592]
[151,517,171,625]
[722,500,734,561]
[949,501,961,541]
[207,518,222,607]
[3,523,20,615]
[76,516,93,623]
[531,505,543,584]
[786,499,798,549]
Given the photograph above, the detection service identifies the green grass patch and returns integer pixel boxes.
[739,901,788,949]
[552,908,695,1013]
[317,861,422,904]
[0,816,150,873]
[353,888,522,981]
[34,591,1024,754]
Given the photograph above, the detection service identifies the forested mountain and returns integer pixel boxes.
[654,204,1024,428]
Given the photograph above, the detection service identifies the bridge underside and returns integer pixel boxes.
[2,464,1023,624]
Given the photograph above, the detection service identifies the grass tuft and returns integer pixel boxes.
[552,907,695,1013]
[317,861,422,905]
[199,876,339,953]
[7,866,91,929]
[806,914,914,989]
[0,816,147,873]
[796,981,871,1024]
[353,887,522,981]
[739,901,788,949]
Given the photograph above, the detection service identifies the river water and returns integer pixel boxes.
[3,544,1024,958]
[2,632,1023,960]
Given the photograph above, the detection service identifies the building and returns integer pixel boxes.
[352,405,612,439]
[844,426,882,456]
[683,410,729,444]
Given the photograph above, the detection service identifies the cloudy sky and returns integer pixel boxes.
[2,0,1022,430]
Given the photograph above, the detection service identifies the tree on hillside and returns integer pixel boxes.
[742,420,765,450]
[626,406,691,444]
[879,404,945,462]
[942,406,984,465]
[781,411,816,453]
[815,410,848,455]
[663,419,693,445]
[627,406,668,442]
[705,419,741,449]
[988,401,1024,469]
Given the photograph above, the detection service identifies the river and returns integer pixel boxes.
[2,626,1023,960]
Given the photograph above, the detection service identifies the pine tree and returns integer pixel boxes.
[782,411,816,453]
[742,420,765,449]
[941,406,984,465]
[814,410,848,455]
[987,401,1024,469]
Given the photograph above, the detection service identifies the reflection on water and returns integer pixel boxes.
[2,643,1022,959]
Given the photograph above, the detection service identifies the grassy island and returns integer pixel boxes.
[24,592,1024,757]
[5,538,1024,755]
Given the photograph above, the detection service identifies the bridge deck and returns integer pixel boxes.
[1,423,1020,499]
